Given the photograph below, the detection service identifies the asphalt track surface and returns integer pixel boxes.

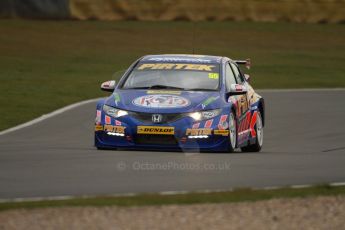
[0,90,345,199]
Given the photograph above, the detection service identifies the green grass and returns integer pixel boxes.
[0,185,344,212]
[0,20,345,131]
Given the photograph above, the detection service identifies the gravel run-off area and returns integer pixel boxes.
[0,196,344,230]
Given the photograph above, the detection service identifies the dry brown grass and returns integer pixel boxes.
[1,196,344,230]
[70,0,345,23]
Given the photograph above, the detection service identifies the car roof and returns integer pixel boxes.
[140,54,224,64]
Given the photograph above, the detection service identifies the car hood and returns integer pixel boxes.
[104,90,223,113]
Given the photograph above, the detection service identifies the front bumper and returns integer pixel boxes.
[94,113,230,152]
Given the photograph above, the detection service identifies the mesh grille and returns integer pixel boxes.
[130,112,183,124]
[134,135,178,145]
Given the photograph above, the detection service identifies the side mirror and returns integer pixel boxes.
[244,74,250,82]
[101,80,116,92]
[228,84,247,95]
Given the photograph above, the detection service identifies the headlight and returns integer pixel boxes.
[103,105,128,118]
[188,109,221,121]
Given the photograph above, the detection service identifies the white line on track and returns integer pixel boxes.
[330,182,345,187]
[0,88,344,203]
[0,98,101,136]
[258,88,345,93]
[0,182,344,203]
[290,184,313,189]
[0,88,344,137]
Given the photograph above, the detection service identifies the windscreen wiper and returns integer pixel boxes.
[126,85,186,90]
[185,88,217,91]
[149,85,185,90]
[126,86,150,89]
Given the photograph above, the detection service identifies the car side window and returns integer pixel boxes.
[225,63,237,91]
[230,63,243,84]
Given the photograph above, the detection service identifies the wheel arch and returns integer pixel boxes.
[96,98,106,110]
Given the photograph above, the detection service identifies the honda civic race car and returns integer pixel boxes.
[95,54,265,152]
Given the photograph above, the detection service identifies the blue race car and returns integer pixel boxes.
[95,54,264,152]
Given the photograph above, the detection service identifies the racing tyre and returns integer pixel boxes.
[227,111,237,153]
[241,111,263,152]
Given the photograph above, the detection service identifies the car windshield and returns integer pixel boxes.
[121,62,220,91]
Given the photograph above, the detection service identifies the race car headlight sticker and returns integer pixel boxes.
[103,105,128,118]
[189,112,202,121]
[188,109,221,121]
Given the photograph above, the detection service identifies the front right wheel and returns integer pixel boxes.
[241,111,263,152]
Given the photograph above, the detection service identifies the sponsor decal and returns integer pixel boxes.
[238,111,251,135]
[208,73,219,79]
[146,90,181,95]
[95,110,101,124]
[95,124,103,131]
[101,81,115,89]
[137,63,216,72]
[186,128,212,136]
[115,120,122,126]
[113,92,121,106]
[214,130,229,136]
[203,111,218,119]
[95,125,125,133]
[192,123,200,129]
[133,95,190,108]
[201,96,219,109]
[236,95,249,117]
[137,126,174,135]
[105,115,111,124]
[235,85,244,91]
[218,115,228,130]
[104,125,125,134]
[250,111,258,137]
[228,97,237,104]
[204,119,213,128]
[147,57,212,63]
[237,111,253,145]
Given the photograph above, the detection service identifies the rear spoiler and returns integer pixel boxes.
[235,58,251,69]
